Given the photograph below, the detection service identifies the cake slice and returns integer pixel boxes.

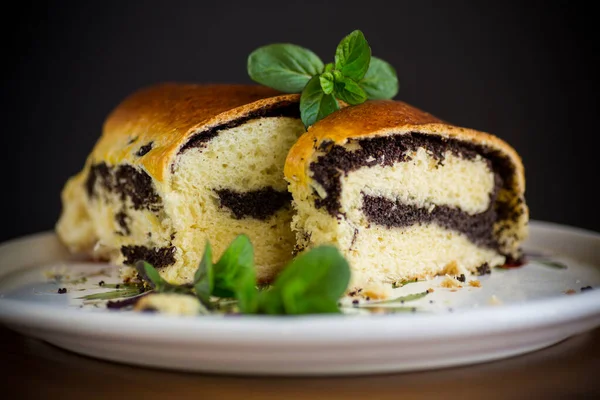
[57,83,304,284]
[284,100,528,293]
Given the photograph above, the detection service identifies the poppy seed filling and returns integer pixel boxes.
[310,132,520,252]
[85,162,162,212]
[121,245,176,268]
[216,188,292,220]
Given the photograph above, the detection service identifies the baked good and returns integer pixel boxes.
[133,293,204,315]
[57,83,528,295]
[57,83,303,284]
[284,100,528,293]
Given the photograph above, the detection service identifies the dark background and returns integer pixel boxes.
[2,1,598,243]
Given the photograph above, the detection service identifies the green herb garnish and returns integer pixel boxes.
[212,235,258,313]
[392,279,419,288]
[193,241,213,308]
[535,260,568,269]
[134,236,350,315]
[135,261,193,295]
[247,30,398,128]
[78,287,143,300]
[257,246,350,315]
[191,235,257,313]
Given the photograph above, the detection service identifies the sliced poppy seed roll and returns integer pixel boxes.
[57,83,304,284]
[284,100,528,294]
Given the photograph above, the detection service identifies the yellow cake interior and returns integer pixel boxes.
[288,133,526,292]
[57,116,305,284]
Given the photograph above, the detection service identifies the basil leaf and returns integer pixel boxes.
[135,261,165,290]
[334,30,371,81]
[135,261,194,295]
[319,72,334,95]
[212,235,258,312]
[212,235,253,296]
[259,246,350,315]
[256,290,285,314]
[333,76,367,105]
[247,43,324,93]
[234,266,258,313]
[193,242,213,307]
[360,56,398,99]
[300,76,340,128]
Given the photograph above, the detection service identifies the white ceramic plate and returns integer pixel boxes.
[0,220,599,376]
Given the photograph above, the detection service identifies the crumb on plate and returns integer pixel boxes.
[441,276,462,289]
[133,293,204,316]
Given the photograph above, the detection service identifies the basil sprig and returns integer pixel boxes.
[194,235,258,313]
[135,261,192,295]
[299,76,340,129]
[193,241,213,307]
[247,30,399,128]
[257,246,350,314]
[247,43,324,93]
[136,235,350,315]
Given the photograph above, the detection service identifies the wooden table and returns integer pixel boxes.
[2,325,599,399]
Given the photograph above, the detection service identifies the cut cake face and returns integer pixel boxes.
[57,87,528,294]
[57,84,303,284]
[285,100,528,292]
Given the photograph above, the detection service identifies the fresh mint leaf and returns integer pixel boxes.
[334,30,371,81]
[233,266,258,313]
[319,72,334,95]
[136,261,165,290]
[247,30,399,125]
[212,235,258,313]
[212,235,253,296]
[300,76,339,128]
[128,238,352,315]
[135,261,193,295]
[258,246,350,315]
[333,75,367,105]
[193,242,213,307]
[247,43,324,93]
[360,56,398,99]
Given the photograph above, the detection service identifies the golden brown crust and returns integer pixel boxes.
[90,83,300,182]
[284,100,525,197]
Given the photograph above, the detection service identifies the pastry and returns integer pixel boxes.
[284,100,528,291]
[57,83,303,283]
